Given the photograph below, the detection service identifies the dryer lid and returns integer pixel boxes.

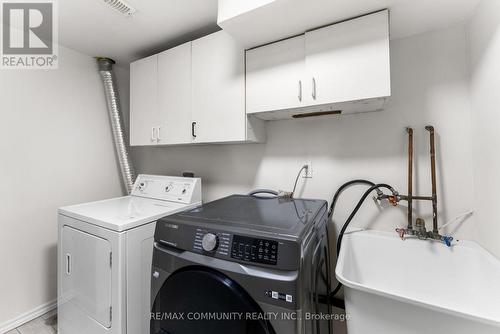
[59,196,199,232]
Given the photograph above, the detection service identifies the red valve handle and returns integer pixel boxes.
[395,228,406,240]
[388,196,398,206]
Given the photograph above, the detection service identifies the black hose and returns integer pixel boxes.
[328,180,376,218]
[330,280,343,298]
[329,183,397,299]
[335,184,395,255]
[326,180,376,298]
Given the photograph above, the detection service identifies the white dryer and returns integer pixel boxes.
[57,174,201,334]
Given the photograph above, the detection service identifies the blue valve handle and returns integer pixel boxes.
[442,236,453,247]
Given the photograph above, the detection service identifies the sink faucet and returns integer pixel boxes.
[392,126,453,247]
[396,219,453,246]
[414,218,427,239]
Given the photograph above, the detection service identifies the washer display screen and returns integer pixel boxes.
[230,235,278,265]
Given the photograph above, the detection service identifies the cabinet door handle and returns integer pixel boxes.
[191,122,197,138]
[157,126,161,142]
[66,253,71,275]
[312,77,317,100]
[298,80,302,101]
[151,127,156,142]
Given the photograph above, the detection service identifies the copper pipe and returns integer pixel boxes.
[399,195,433,201]
[406,127,414,230]
[425,125,438,233]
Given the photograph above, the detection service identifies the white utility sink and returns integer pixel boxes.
[336,230,500,334]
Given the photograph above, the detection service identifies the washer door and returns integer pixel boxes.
[151,266,275,334]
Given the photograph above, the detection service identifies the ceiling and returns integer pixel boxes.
[58,0,219,66]
[58,0,480,66]
[219,0,482,49]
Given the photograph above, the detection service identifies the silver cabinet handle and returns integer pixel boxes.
[312,77,317,100]
[298,80,302,102]
[151,127,156,142]
[66,253,71,275]
[157,126,161,142]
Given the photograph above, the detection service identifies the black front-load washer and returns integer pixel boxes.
[150,195,331,334]
[151,265,274,334]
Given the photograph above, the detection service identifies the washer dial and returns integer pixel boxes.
[201,233,219,252]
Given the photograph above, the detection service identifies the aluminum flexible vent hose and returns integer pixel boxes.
[97,57,135,194]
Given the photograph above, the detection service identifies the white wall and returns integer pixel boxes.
[0,46,127,327]
[469,0,500,258]
[132,25,475,245]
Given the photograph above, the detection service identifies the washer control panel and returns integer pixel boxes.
[191,229,278,265]
[193,229,231,257]
[231,235,278,265]
[156,221,298,270]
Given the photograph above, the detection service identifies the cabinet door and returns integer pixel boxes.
[246,35,305,113]
[130,55,158,146]
[192,31,246,143]
[60,226,112,328]
[304,10,390,106]
[158,42,192,145]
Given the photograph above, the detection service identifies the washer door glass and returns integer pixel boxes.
[151,266,275,334]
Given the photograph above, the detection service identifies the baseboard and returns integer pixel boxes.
[0,300,56,334]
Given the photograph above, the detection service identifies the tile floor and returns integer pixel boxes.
[6,309,57,334]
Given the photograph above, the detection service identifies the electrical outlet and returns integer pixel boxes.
[303,161,313,178]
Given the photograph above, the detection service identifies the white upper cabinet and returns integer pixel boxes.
[246,35,305,114]
[157,42,192,145]
[130,55,158,146]
[191,31,247,143]
[245,10,391,120]
[304,10,391,107]
[130,31,264,146]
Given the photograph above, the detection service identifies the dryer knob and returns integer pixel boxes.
[201,233,219,252]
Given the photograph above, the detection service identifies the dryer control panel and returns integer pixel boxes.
[131,174,201,204]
